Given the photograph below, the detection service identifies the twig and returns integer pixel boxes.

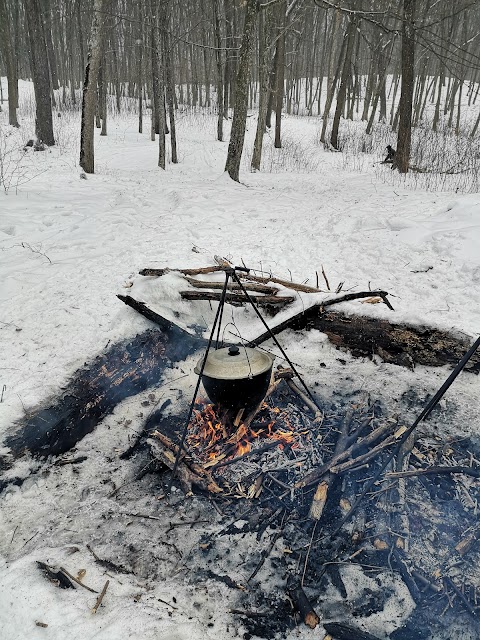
[10,525,18,545]
[386,466,480,479]
[92,580,110,614]
[443,577,477,618]
[321,265,330,290]
[59,567,98,593]
[120,512,163,521]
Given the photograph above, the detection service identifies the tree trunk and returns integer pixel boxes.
[274,0,287,149]
[330,18,356,150]
[25,0,55,146]
[394,0,415,174]
[151,0,166,169]
[224,0,258,182]
[0,0,19,127]
[80,0,106,172]
[162,3,177,163]
[251,6,273,170]
[213,0,224,141]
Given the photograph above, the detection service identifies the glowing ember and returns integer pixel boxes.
[186,401,300,463]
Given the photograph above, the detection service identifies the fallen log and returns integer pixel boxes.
[5,323,204,460]
[250,308,480,372]
[140,266,224,277]
[180,290,295,307]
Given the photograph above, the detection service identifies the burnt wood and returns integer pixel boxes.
[250,309,480,372]
[323,622,383,640]
[287,577,320,629]
[180,290,295,306]
[5,322,204,459]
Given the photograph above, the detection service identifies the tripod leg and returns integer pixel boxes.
[167,272,231,493]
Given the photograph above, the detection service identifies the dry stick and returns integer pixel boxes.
[185,276,278,295]
[121,512,163,521]
[443,577,477,618]
[139,266,224,276]
[330,435,397,474]
[10,525,18,545]
[285,378,323,420]
[59,567,98,593]
[321,335,480,544]
[287,577,320,629]
[307,410,353,523]
[238,272,323,294]
[321,264,331,291]
[92,580,110,614]
[296,421,393,489]
[386,466,480,479]
[248,516,286,583]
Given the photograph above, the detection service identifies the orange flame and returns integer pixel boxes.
[186,401,299,464]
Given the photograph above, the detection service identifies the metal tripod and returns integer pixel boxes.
[167,265,319,493]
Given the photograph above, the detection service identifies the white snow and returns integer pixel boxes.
[1,78,479,640]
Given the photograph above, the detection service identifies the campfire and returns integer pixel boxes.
[138,262,480,638]
[8,259,479,639]
[146,376,480,638]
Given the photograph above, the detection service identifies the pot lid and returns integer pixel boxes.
[194,345,274,381]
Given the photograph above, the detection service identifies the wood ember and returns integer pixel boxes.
[287,577,320,628]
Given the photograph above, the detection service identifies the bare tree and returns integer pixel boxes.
[393,0,415,173]
[225,0,259,182]
[0,0,19,127]
[25,0,55,145]
[80,0,107,172]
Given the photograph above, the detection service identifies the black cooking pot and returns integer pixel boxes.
[194,345,274,415]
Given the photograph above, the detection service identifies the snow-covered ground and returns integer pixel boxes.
[0,79,479,639]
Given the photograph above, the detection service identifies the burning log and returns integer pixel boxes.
[150,430,222,493]
[147,436,222,496]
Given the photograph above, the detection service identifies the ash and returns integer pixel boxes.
[1,382,479,640]
[143,383,480,639]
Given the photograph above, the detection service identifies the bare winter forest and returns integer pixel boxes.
[1,0,480,185]
[1,3,480,640]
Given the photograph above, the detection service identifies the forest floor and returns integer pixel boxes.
[0,80,479,640]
